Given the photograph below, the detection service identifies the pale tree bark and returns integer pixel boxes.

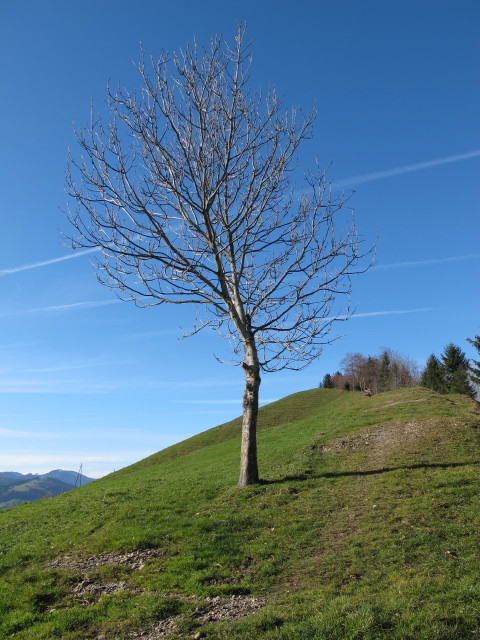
[238,323,261,487]
[66,25,372,487]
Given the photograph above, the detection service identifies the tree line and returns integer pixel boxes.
[321,334,480,399]
[320,349,419,394]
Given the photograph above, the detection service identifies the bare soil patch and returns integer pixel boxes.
[48,550,265,634]
[319,419,441,468]
[129,595,266,639]
[72,578,141,607]
[47,549,165,607]
[47,548,165,572]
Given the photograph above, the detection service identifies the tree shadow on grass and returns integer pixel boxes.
[261,460,480,485]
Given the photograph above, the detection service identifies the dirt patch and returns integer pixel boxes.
[48,549,165,608]
[320,420,431,467]
[47,548,165,572]
[195,595,265,623]
[74,578,129,597]
[129,595,266,639]
[71,578,141,607]
[48,550,265,631]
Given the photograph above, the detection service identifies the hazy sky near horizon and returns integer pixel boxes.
[0,0,478,478]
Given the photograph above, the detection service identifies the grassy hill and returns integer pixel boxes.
[0,387,479,639]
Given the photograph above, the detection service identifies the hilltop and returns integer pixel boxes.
[0,388,478,639]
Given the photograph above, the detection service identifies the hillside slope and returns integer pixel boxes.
[0,388,478,639]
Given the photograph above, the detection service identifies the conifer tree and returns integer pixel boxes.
[321,373,334,388]
[363,356,379,393]
[466,334,480,386]
[440,343,474,397]
[377,350,391,392]
[448,368,474,396]
[420,354,444,393]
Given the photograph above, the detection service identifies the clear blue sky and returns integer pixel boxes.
[0,0,478,477]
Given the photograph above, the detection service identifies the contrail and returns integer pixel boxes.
[27,300,120,313]
[333,149,480,188]
[373,254,480,271]
[350,308,435,319]
[0,299,120,318]
[330,307,434,321]
[2,150,478,277]
[0,248,99,277]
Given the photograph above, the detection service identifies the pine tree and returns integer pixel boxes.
[420,354,445,393]
[321,373,334,388]
[441,343,474,397]
[377,350,391,392]
[363,356,379,394]
[466,334,480,386]
[449,367,474,396]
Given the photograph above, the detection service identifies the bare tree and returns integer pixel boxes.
[66,26,370,487]
[340,352,367,390]
[338,348,419,395]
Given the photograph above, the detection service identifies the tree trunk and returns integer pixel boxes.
[238,334,261,487]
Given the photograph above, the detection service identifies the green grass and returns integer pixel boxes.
[0,388,479,639]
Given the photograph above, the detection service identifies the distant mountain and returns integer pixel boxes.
[0,470,95,509]
[0,472,36,488]
[40,469,94,487]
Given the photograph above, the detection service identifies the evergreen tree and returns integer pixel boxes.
[377,350,391,392]
[420,354,445,393]
[449,367,474,396]
[441,343,474,397]
[321,373,334,388]
[363,356,379,393]
[466,334,480,386]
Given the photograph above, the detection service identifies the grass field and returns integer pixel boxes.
[0,387,479,639]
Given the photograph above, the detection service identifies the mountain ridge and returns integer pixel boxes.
[0,468,95,509]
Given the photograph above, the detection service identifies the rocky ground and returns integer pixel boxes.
[47,548,166,572]
[48,549,265,639]
[128,594,266,639]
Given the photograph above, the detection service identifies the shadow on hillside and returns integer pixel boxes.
[261,460,480,484]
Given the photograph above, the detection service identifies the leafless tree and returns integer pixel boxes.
[340,352,368,390]
[66,26,370,487]
[338,348,419,394]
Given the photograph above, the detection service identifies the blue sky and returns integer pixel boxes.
[0,0,478,478]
